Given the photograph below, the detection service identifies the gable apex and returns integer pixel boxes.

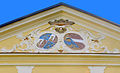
[0,2,120,28]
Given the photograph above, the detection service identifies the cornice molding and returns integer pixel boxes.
[0,7,120,41]
[0,63,120,66]
[0,54,120,66]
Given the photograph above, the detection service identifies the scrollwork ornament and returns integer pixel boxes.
[0,19,119,53]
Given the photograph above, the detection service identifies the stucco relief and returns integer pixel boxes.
[0,19,119,53]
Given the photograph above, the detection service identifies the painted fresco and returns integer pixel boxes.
[64,33,85,50]
[37,33,58,49]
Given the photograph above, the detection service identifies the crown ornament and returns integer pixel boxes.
[48,19,75,26]
[48,19,75,33]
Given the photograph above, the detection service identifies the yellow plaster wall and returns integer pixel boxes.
[105,66,120,73]
[33,66,89,73]
[0,66,17,73]
[0,24,50,50]
[0,23,120,52]
[33,66,120,73]
[0,66,120,73]
[0,36,20,49]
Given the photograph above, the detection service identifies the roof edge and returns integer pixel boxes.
[0,2,120,28]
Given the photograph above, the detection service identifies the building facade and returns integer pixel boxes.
[0,3,120,73]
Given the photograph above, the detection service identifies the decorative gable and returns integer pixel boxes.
[0,3,120,54]
[0,18,120,54]
[0,3,120,73]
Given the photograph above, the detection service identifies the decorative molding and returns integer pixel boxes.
[1,7,119,33]
[49,19,75,33]
[0,53,120,56]
[0,54,120,66]
[0,7,120,42]
[0,19,120,53]
[88,66,106,73]
[62,8,120,32]
[16,66,34,73]
[0,6,63,32]
[0,63,119,66]
[0,54,120,65]
[48,19,75,26]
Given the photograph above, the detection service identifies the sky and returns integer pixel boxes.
[0,0,120,25]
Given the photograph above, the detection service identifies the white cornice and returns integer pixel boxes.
[0,53,120,56]
[0,54,119,65]
[0,6,120,32]
[0,6,120,41]
[0,54,120,62]
[0,63,120,66]
[0,6,63,32]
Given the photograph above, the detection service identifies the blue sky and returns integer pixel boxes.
[0,0,120,25]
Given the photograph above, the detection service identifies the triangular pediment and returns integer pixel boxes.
[0,3,120,54]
